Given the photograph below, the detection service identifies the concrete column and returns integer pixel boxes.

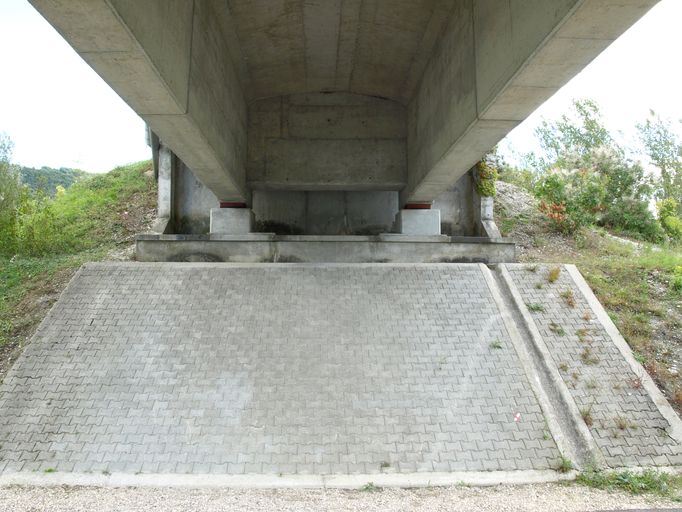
[150,144,175,234]
[157,145,173,220]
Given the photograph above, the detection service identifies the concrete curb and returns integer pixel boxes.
[479,264,577,468]
[565,264,682,443]
[498,264,605,469]
[84,261,495,269]
[0,469,577,490]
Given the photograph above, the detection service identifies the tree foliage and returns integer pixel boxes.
[637,111,682,209]
[529,100,663,241]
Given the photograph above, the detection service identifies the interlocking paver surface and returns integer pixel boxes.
[0,263,559,475]
[506,264,682,468]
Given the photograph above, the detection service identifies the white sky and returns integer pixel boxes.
[0,0,680,173]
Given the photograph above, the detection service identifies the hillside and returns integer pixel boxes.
[18,165,88,195]
[496,179,682,412]
[0,161,155,381]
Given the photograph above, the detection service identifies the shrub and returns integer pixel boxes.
[603,198,665,243]
[475,160,498,197]
[658,199,682,242]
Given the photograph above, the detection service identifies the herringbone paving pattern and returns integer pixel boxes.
[0,263,559,475]
[506,263,682,468]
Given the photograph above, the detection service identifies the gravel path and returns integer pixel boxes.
[0,484,680,511]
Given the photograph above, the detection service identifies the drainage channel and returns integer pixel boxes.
[483,264,603,471]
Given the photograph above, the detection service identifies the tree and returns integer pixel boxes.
[529,100,662,241]
[637,111,682,209]
[0,133,22,254]
[534,99,615,170]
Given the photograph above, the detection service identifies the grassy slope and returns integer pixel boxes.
[496,181,682,408]
[0,161,155,381]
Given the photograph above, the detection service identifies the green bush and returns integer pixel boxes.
[532,152,660,240]
[658,198,682,241]
[0,161,153,258]
[603,199,665,243]
[475,160,498,197]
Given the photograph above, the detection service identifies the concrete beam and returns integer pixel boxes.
[405,0,660,203]
[247,93,407,191]
[29,0,248,203]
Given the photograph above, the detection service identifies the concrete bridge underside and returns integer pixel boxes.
[30,0,658,208]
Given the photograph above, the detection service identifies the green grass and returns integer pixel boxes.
[526,303,545,312]
[360,482,381,492]
[0,162,154,357]
[490,340,503,349]
[1,161,154,257]
[577,470,682,501]
[556,456,574,473]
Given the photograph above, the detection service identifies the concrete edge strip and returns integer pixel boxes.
[0,469,576,490]
[478,264,576,467]
[84,262,494,270]
[497,264,605,469]
[565,264,682,443]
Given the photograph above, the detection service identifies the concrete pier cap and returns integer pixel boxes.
[29,0,659,242]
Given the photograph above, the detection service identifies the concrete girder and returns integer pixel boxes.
[28,0,660,203]
[29,0,248,203]
[404,0,659,203]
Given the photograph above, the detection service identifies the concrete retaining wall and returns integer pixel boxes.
[135,235,516,264]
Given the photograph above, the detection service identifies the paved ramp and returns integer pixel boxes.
[0,262,680,484]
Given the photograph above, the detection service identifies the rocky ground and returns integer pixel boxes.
[0,483,680,512]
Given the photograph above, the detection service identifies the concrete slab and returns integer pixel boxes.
[0,263,560,477]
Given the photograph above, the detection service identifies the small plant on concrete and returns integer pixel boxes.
[549,322,565,336]
[557,456,574,473]
[560,289,576,308]
[577,328,591,343]
[490,339,503,350]
[630,375,643,390]
[580,347,599,365]
[543,417,551,441]
[44,468,56,474]
[102,470,111,476]
[526,303,545,312]
[558,362,569,372]
[580,404,594,427]
[582,311,592,322]
[535,282,544,290]
[585,379,598,390]
[525,265,538,273]
[548,266,562,283]
[615,415,630,431]
[380,461,390,470]
[361,482,381,492]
